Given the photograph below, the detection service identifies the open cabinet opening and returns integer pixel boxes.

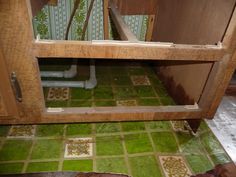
[38,58,213,109]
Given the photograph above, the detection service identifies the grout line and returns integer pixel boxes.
[119,123,132,176]
[145,122,166,177]
[58,124,67,171]
[21,130,37,173]
[92,123,97,171]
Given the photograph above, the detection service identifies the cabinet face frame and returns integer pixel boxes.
[0,0,236,124]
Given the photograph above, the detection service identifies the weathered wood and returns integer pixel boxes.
[103,0,109,39]
[33,40,224,61]
[146,15,155,41]
[109,1,138,41]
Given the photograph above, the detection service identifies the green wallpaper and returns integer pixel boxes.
[33,0,148,41]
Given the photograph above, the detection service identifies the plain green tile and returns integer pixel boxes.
[200,132,225,154]
[96,157,128,174]
[0,140,32,161]
[95,100,116,107]
[138,99,161,106]
[176,132,205,154]
[144,67,156,76]
[31,139,62,159]
[135,86,156,98]
[121,122,145,132]
[111,67,128,75]
[160,97,175,105]
[146,121,171,131]
[96,136,123,156]
[114,87,137,99]
[185,154,213,174]
[70,100,92,107]
[46,101,68,108]
[0,163,24,174]
[124,133,153,154]
[66,124,92,136]
[129,156,162,177]
[71,88,92,100]
[151,132,178,152]
[154,86,169,97]
[96,123,121,133]
[94,86,113,99]
[97,76,111,86]
[128,68,145,75]
[63,160,93,172]
[148,76,162,86]
[26,162,59,172]
[199,121,210,132]
[112,76,132,86]
[36,124,64,137]
[210,153,231,165]
[0,126,10,137]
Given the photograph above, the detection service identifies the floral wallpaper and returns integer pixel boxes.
[33,0,148,41]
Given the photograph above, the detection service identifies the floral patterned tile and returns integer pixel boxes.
[130,75,151,86]
[7,125,36,138]
[159,156,192,177]
[47,87,70,101]
[171,121,189,133]
[64,138,93,158]
[116,100,137,106]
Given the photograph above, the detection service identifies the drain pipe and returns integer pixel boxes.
[40,64,77,78]
[41,60,97,89]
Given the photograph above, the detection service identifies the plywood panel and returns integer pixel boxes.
[154,0,236,104]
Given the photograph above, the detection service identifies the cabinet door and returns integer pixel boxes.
[0,50,19,120]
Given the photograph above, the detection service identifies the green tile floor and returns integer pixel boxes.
[40,60,175,107]
[0,120,232,176]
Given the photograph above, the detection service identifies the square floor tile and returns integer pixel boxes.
[47,87,69,101]
[46,101,68,108]
[138,98,161,106]
[185,154,213,174]
[8,125,35,138]
[171,121,189,133]
[114,87,137,99]
[0,140,32,161]
[31,139,62,160]
[64,138,93,158]
[66,124,92,136]
[124,133,153,154]
[112,76,132,86]
[96,157,128,174]
[63,159,93,171]
[129,156,162,177]
[26,162,59,172]
[200,132,225,154]
[175,132,205,154]
[71,88,92,100]
[70,100,92,107]
[121,122,145,132]
[96,136,123,156]
[0,126,10,137]
[36,124,64,137]
[94,86,113,99]
[151,132,179,153]
[135,86,156,98]
[131,76,151,86]
[146,121,171,131]
[210,153,231,165]
[116,100,137,106]
[160,97,175,105]
[159,156,192,177]
[96,123,121,133]
[0,163,24,174]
